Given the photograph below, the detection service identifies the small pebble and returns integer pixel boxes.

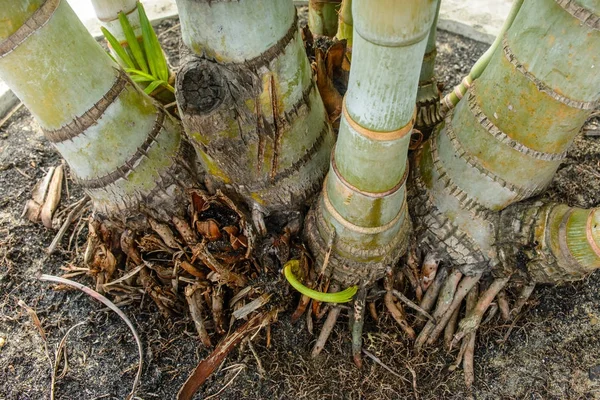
[589,364,600,381]
[0,337,6,349]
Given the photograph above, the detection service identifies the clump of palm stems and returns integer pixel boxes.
[101,2,173,97]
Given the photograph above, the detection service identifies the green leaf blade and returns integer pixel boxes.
[101,27,135,69]
[138,2,169,82]
[118,11,148,73]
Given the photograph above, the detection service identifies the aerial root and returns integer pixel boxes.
[385,269,416,339]
[351,287,367,368]
[497,289,510,321]
[311,283,341,357]
[451,276,510,348]
[415,269,462,350]
[462,283,479,389]
[444,307,460,350]
[426,273,482,345]
[415,267,448,328]
[510,283,535,318]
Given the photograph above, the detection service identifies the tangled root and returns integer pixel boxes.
[84,189,285,347]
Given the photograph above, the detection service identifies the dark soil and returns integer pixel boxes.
[1,13,599,400]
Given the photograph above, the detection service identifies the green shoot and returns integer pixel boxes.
[118,10,148,73]
[283,260,358,303]
[101,27,135,69]
[138,2,169,82]
[101,2,174,97]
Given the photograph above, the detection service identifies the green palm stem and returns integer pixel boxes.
[308,0,341,38]
[415,0,442,135]
[174,0,335,226]
[498,202,600,284]
[0,0,196,225]
[412,0,600,276]
[305,0,438,286]
[336,0,353,51]
[440,0,524,114]
[92,0,175,104]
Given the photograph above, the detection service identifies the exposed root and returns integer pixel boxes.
[444,307,460,350]
[415,269,462,350]
[385,270,416,339]
[311,291,341,357]
[426,273,481,345]
[415,267,448,328]
[452,277,510,347]
[462,283,479,388]
[510,283,535,318]
[496,289,510,321]
[351,287,367,368]
[420,253,440,292]
[368,301,379,322]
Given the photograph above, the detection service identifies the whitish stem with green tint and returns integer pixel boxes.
[308,0,341,38]
[498,202,600,284]
[412,0,600,276]
[91,0,139,39]
[0,0,196,224]
[175,0,335,217]
[441,0,524,113]
[305,0,438,286]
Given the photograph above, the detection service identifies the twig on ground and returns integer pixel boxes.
[392,289,434,322]
[203,364,245,400]
[18,299,55,399]
[361,349,410,384]
[39,275,143,400]
[177,310,274,400]
[0,102,23,129]
[47,196,89,254]
[511,283,535,317]
[54,322,87,382]
[405,362,420,400]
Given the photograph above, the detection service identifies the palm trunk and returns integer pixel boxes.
[415,0,442,135]
[411,0,600,276]
[0,0,196,225]
[498,202,600,283]
[174,0,335,221]
[308,0,341,37]
[91,0,139,38]
[305,0,438,286]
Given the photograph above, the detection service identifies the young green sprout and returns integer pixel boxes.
[101,2,173,97]
[283,260,358,303]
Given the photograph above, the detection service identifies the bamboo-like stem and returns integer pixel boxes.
[305,0,437,286]
[336,0,353,49]
[0,0,195,223]
[412,0,600,275]
[175,0,334,215]
[415,0,442,134]
[499,203,600,283]
[91,0,140,41]
[441,0,524,113]
[308,0,341,38]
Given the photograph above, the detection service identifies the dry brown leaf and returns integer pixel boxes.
[41,164,63,229]
[196,219,221,241]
